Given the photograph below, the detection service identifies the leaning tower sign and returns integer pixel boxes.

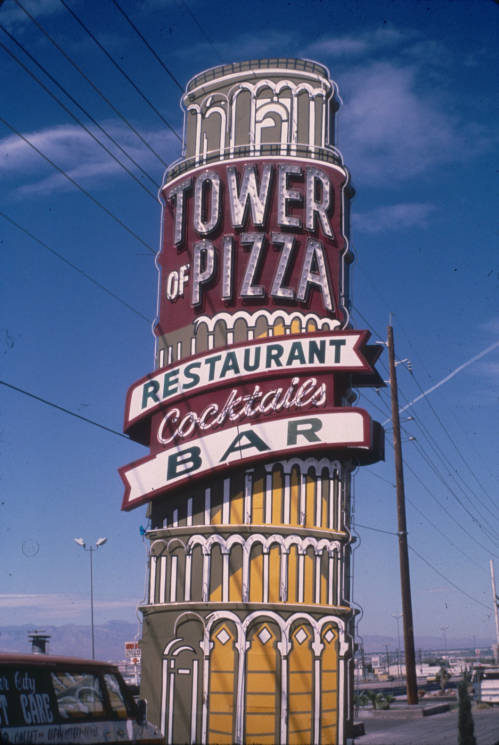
[120,59,384,745]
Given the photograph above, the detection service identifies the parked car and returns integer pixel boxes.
[0,653,162,744]
[472,665,499,704]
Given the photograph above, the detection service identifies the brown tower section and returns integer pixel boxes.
[120,58,384,744]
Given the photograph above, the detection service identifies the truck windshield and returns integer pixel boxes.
[51,672,105,720]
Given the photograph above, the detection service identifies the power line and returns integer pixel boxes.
[353,520,490,610]
[404,458,499,560]
[366,469,395,487]
[354,522,399,537]
[411,438,499,547]
[1,211,152,324]
[0,380,130,440]
[12,0,170,166]
[409,364,499,518]
[350,302,384,343]
[175,0,223,60]
[109,0,184,92]
[0,115,156,254]
[0,35,159,199]
[358,441,484,568]
[401,390,499,528]
[405,494,484,571]
[358,388,392,420]
[397,340,499,419]
[59,0,182,143]
[376,333,499,527]
[375,323,499,526]
[408,544,491,612]
[410,410,499,526]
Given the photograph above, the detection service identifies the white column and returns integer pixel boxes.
[298,552,304,603]
[170,555,178,602]
[194,109,202,165]
[311,635,324,745]
[201,655,210,745]
[280,550,288,602]
[309,96,316,154]
[283,472,291,523]
[277,638,291,744]
[167,669,175,743]
[328,554,334,605]
[185,553,192,601]
[149,556,157,604]
[314,656,321,744]
[202,551,210,602]
[265,469,273,523]
[291,90,298,155]
[234,636,250,745]
[263,550,269,602]
[244,471,253,524]
[299,472,306,525]
[159,556,167,603]
[329,475,335,530]
[316,472,323,527]
[250,91,256,155]
[223,478,230,523]
[190,659,198,744]
[314,552,321,604]
[222,551,229,602]
[160,658,168,737]
[204,488,211,525]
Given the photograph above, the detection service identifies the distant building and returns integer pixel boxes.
[28,631,50,655]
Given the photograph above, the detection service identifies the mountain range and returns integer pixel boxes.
[0,622,493,661]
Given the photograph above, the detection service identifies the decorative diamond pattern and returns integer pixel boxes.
[324,629,334,644]
[258,627,272,645]
[216,628,230,645]
[295,627,308,645]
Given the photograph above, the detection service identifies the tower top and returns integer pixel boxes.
[185,57,332,95]
[165,57,342,183]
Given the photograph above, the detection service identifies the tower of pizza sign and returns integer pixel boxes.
[120,58,384,745]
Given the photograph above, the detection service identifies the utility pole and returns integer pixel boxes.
[490,560,499,663]
[387,323,418,704]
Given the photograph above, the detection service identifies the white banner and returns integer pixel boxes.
[121,409,371,510]
[125,331,371,431]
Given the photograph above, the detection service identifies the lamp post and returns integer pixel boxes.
[74,537,107,659]
[440,625,449,657]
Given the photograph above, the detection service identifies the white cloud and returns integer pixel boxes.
[1,121,175,196]
[480,318,499,335]
[336,62,463,183]
[306,27,408,59]
[0,0,62,31]
[353,202,436,234]
[175,30,298,63]
[0,593,140,624]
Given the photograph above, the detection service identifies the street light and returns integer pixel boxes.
[440,625,449,657]
[74,537,107,659]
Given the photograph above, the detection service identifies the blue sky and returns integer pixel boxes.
[1,0,498,653]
